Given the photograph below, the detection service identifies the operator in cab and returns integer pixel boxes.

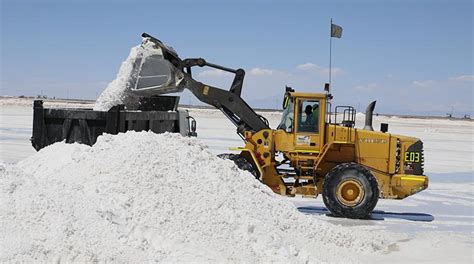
[300,104,319,132]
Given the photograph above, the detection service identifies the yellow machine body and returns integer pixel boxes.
[239,92,428,200]
[130,33,427,218]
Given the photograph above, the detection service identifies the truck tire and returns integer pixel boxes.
[217,153,258,178]
[322,162,379,219]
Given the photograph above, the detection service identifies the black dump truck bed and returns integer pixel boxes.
[31,96,196,151]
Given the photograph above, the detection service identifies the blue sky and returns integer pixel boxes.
[1,0,472,115]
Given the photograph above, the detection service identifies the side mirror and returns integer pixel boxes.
[187,116,197,136]
[380,123,388,133]
[324,83,330,92]
[191,119,196,133]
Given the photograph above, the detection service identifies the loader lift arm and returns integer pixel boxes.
[179,58,270,135]
[141,33,269,136]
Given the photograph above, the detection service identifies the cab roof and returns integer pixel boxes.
[288,91,327,99]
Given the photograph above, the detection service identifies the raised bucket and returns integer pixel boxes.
[130,38,185,96]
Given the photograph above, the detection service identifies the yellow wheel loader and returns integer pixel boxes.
[131,33,428,219]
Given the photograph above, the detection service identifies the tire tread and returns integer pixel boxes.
[322,162,379,219]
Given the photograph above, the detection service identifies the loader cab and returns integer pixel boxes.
[276,92,327,152]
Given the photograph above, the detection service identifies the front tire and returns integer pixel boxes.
[322,163,379,219]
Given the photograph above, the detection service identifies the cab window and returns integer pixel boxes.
[277,97,294,132]
[297,100,319,133]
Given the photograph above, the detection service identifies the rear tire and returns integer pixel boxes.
[322,163,379,219]
[217,153,258,178]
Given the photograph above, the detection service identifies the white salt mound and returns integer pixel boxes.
[93,41,162,111]
[93,45,141,111]
[0,132,389,262]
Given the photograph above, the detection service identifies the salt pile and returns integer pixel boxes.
[93,45,141,111]
[0,132,389,262]
[93,40,163,111]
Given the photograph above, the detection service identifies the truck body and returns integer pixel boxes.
[31,96,196,151]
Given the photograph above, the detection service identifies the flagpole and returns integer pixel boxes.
[329,18,332,87]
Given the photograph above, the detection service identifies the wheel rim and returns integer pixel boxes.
[336,179,365,206]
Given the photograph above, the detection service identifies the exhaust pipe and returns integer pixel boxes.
[364,100,376,131]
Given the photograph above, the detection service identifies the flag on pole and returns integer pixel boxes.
[331,23,343,38]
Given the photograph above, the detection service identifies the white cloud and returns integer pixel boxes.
[353,83,378,92]
[296,62,344,76]
[327,67,344,76]
[450,75,474,82]
[249,68,273,76]
[198,69,232,78]
[191,62,343,102]
[412,80,436,88]
[297,62,319,71]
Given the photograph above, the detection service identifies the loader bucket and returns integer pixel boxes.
[129,37,185,96]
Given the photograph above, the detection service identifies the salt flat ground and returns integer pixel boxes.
[1,98,473,263]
